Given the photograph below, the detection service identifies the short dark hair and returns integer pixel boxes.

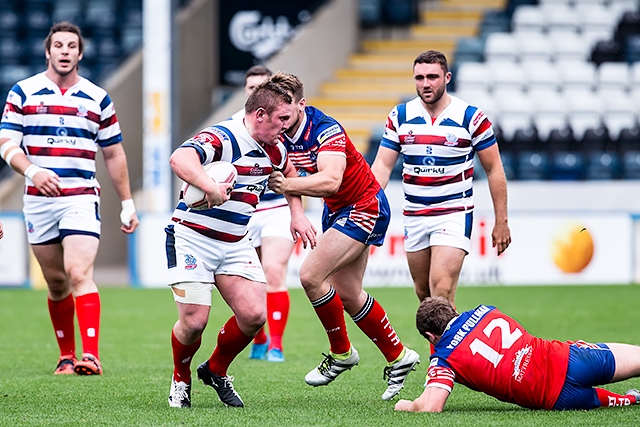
[44,22,84,55]
[244,65,272,86]
[268,72,304,102]
[413,50,449,74]
[416,297,458,338]
[245,80,292,115]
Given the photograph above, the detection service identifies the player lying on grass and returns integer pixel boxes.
[396,296,640,412]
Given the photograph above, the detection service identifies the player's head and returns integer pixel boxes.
[413,50,451,106]
[243,65,272,97]
[44,22,84,76]
[245,80,293,145]
[416,297,458,343]
[267,72,305,135]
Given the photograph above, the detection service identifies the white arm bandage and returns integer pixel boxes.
[24,164,48,180]
[120,199,136,227]
[0,140,21,167]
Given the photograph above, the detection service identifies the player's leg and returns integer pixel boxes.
[170,293,211,408]
[406,249,432,302]
[606,343,640,382]
[260,235,294,362]
[32,242,76,374]
[198,274,266,407]
[26,199,82,374]
[247,213,269,358]
[426,246,466,304]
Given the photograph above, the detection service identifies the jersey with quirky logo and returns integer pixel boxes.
[428,305,570,410]
[171,118,288,242]
[282,106,380,212]
[381,95,496,217]
[0,72,122,197]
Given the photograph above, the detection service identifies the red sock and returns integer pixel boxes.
[47,294,76,357]
[267,290,289,350]
[172,329,201,383]
[253,326,268,345]
[596,388,636,407]
[207,316,253,376]
[352,294,403,362]
[76,292,101,359]
[310,288,351,355]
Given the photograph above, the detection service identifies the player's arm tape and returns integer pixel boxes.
[23,164,49,180]
[0,140,22,166]
[120,199,136,227]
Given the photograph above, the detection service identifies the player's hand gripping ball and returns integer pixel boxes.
[181,161,237,210]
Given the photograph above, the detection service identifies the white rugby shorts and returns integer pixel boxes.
[166,223,266,305]
[23,195,101,244]
[403,210,473,253]
[247,205,293,248]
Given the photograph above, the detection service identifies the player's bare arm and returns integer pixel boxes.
[0,221,3,239]
[169,147,230,207]
[101,143,139,233]
[269,153,345,197]
[395,385,450,413]
[477,144,511,255]
[281,158,317,248]
[0,137,61,197]
[371,146,399,190]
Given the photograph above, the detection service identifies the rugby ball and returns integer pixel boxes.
[181,161,238,210]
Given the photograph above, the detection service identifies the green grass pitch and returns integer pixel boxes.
[1,285,640,426]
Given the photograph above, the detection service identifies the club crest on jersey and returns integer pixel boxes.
[192,132,215,144]
[76,104,88,117]
[36,102,47,114]
[184,254,198,270]
[27,221,34,233]
[444,133,459,146]
[404,130,415,144]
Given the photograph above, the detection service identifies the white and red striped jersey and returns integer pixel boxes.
[231,109,287,213]
[381,95,496,217]
[0,72,122,197]
[171,118,288,242]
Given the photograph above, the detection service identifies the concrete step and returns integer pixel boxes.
[361,39,456,54]
[420,9,484,22]
[410,24,478,39]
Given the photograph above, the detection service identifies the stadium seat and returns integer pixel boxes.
[542,4,579,34]
[632,62,640,92]
[576,4,617,36]
[360,0,383,27]
[517,32,553,63]
[85,0,117,31]
[510,127,540,153]
[494,91,532,142]
[523,61,559,93]
[516,151,549,180]
[530,90,567,142]
[558,61,596,93]
[621,150,640,179]
[473,155,487,180]
[0,9,21,39]
[580,126,612,153]
[480,10,511,37]
[511,5,545,34]
[0,38,25,66]
[590,40,623,65]
[596,62,630,92]
[565,90,602,141]
[52,0,84,27]
[454,37,484,64]
[551,32,591,63]
[488,61,525,93]
[625,35,640,64]
[544,127,576,153]
[584,151,620,180]
[600,92,637,141]
[484,33,518,63]
[549,151,585,181]
[616,126,640,154]
[614,10,640,47]
[383,0,416,26]
[454,62,491,93]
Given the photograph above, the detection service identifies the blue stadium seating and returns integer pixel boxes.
[622,151,640,179]
[516,151,549,180]
[549,151,586,181]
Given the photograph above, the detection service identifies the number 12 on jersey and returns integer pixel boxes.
[469,318,523,368]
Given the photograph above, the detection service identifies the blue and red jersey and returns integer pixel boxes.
[282,106,380,212]
[428,305,570,410]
